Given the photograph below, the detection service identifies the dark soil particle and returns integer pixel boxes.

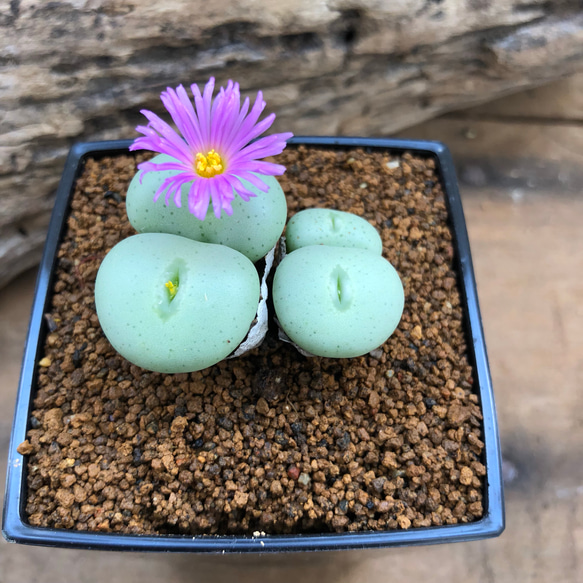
[22,146,485,535]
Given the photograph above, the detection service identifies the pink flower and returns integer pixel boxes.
[130,78,293,220]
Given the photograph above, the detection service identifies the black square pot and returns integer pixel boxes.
[3,137,504,552]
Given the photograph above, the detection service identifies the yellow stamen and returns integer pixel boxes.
[195,149,224,178]
[165,280,178,300]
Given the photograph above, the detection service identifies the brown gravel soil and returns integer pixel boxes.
[19,146,486,536]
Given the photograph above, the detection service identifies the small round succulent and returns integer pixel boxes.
[273,224,404,358]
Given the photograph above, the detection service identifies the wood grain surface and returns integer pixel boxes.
[3,1,583,288]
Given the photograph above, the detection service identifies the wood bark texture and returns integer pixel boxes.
[1,0,583,287]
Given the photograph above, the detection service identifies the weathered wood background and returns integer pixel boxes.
[2,0,583,288]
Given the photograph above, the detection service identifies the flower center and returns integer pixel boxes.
[195,149,224,178]
[165,279,178,301]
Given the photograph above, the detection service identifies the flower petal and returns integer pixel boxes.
[231,171,271,192]
[188,179,210,220]
[231,161,287,177]
[138,110,192,161]
[230,132,293,164]
[161,85,204,150]
[223,174,257,202]
[227,91,267,154]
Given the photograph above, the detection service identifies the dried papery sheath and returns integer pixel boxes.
[229,243,277,358]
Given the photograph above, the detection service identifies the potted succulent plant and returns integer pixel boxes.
[2,78,504,552]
